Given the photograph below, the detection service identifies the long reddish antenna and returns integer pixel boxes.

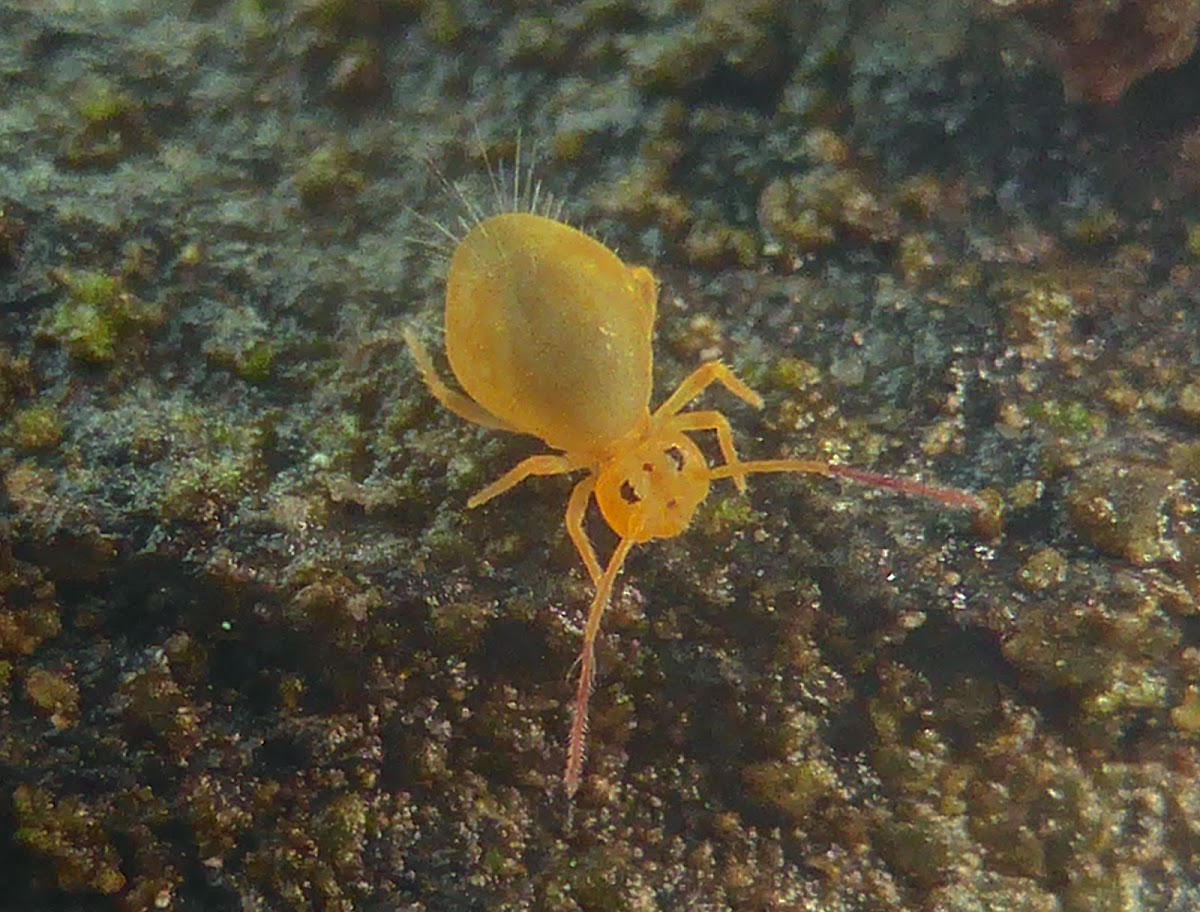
[709,458,986,511]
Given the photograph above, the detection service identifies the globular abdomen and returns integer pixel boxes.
[445,212,656,456]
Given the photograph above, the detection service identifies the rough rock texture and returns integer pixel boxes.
[2,1,1199,910]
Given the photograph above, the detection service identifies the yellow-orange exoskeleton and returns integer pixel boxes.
[404,177,985,799]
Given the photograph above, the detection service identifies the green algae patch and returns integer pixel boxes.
[39,270,162,364]
[311,793,370,880]
[24,665,81,730]
[1023,399,1107,440]
[1018,547,1068,592]
[181,771,255,860]
[896,232,940,282]
[601,156,693,237]
[0,603,62,657]
[999,276,1077,362]
[0,547,61,657]
[202,304,277,382]
[13,784,126,895]
[500,14,569,68]
[623,0,788,93]
[0,204,27,266]
[159,447,261,525]
[1187,222,1200,260]
[301,0,429,34]
[682,220,758,269]
[694,492,760,541]
[118,663,203,757]
[8,403,63,450]
[759,165,901,254]
[1064,461,1176,565]
[1168,440,1200,481]
[233,340,276,381]
[1170,686,1200,734]
[0,345,33,414]
[765,355,823,395]
[875,812,960,891]
[296,143,365,211]
[140,407,272,525]
[742,758,837,821]
[428,595,498,654]
[1176,378,1200,426]
[1001,587,1180,749]
[1066,209,1123,247]
[60,77,155,170]
[283,566,384,652]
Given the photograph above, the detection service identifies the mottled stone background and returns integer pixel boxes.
[1,1,1199,910]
